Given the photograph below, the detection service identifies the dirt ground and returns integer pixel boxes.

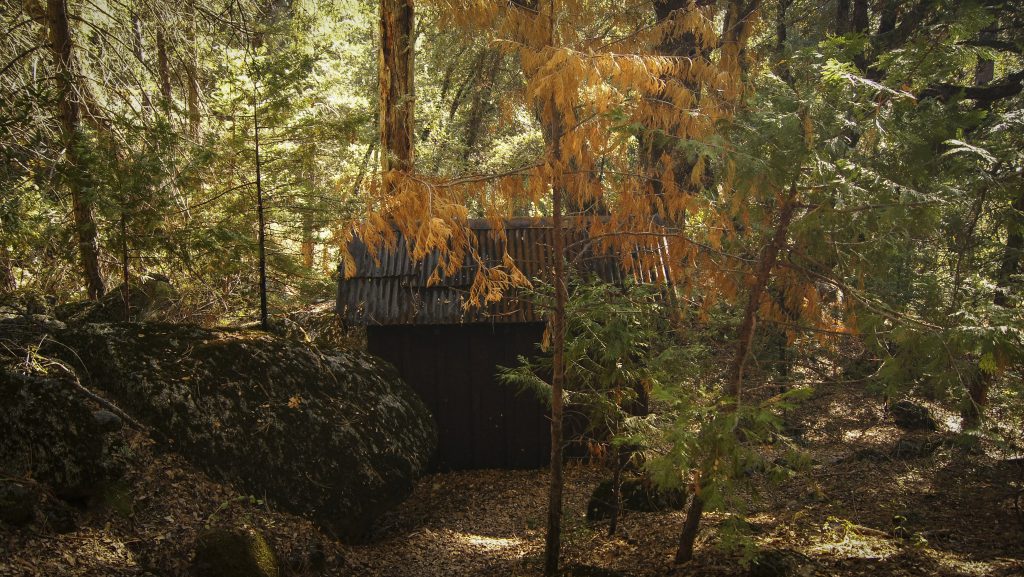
[2,383,1022,577]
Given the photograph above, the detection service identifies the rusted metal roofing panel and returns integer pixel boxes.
[336,217,671,326]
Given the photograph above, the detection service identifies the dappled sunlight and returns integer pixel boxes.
[452,531,527,552]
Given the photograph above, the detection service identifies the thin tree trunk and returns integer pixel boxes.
[460,51,501,164]
[47,0,105,299]
[774,0,793,84]
[852,0,868,33]
[607,444,623,537]
[675,182,799,564]
[120,213,131,320]
[0,245,16,293]
[301,207,315,269]
[379,0,415,174]
[185,0,201,137]
[253,83,268,329]
[960,26,1010,428]
[130,11,153,114]
[545,107,568,577]
[727,183,800,401]
[352,142,376,197]
[674,486,704,563]
[156,28,173,105]
[964,188,1023,427]
[995,190,1024,306]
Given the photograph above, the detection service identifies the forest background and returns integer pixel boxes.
[2,0,1023,571]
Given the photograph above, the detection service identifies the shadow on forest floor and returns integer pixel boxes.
[3,381,1022,577]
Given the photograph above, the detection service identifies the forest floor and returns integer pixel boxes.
[2,381,1022,577]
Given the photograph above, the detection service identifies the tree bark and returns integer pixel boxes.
[379,0,415,174]
[461,51,501,164]
[130,11,154,114]
[964,187,1024,427]
[46,0,105,299]
[185,0,201,137]
[545,101,568,577]
[835,0,849,34]
[301,201,315,269]
[727,183,800,401]
[674,488,705,563]
[642,0,712,220]
[0,245,16,293]
[253,82,268,329]
[156,28,173,106]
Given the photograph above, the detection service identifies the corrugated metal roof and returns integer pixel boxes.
[336,217,672,325]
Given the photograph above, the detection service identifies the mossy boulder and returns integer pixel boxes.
[191,527,279,577]
[748,549,814,577]
[0,480,37,526]
[586,476,686,522]
[0,367,114,499]
[890,400,937,431]
[54,322,436,540]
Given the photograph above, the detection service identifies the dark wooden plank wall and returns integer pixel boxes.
[366,323,549,470]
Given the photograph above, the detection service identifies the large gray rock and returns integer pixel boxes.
[54,322,436,541]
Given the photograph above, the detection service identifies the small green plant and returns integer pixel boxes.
[205,494,265,528]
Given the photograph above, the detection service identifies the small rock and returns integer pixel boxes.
[0,481,37,526]
[890,437,942,459]
[890,400,937,431]
[748,549,812,577]
[43,500,78,533]
[586,477,686,522]
[92,410,123,433]
[191,527,279,577]
[286,540,326,573]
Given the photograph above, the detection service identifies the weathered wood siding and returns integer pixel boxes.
[367,323,550,470]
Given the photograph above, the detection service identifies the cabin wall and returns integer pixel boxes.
[366,323,550,470]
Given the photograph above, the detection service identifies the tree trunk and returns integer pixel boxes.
[727,183,800,401]
[253,84,268,329]
[642,0,710,221]
[46,0,105,299]
[545,104,568,577]
[964,187,1024,427]
[995,189,1024,306]
[460,51,502,165]
[185,0,201,137]
[852,0,869,33]
[774,0,793,84]
[301,209,315,269]
[379,0,415,174]
[960,24,1013,428]
[0,245,16,293]
[130,11,154,114]
[675,183,799,565]
[156,28,173,106]
[674,489,705,563]
[835,0,849,34]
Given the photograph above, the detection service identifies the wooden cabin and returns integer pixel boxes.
[336,217,671,470]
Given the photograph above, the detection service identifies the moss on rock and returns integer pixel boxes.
[191,527,279,577]
[586,476,687,522]
[0,480,37,526]
[0,367,114,499]
[53,322,436,540]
